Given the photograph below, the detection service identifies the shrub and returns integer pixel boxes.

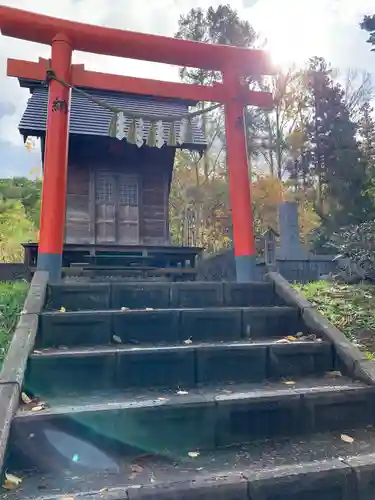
[329,221,375,279]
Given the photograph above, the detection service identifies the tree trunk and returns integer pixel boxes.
[275,106,282,179]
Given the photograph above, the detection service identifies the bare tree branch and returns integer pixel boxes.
[341,68,374,121]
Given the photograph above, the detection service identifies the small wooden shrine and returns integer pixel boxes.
[19,80,206,250]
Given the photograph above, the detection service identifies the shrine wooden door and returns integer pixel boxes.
[95,171,139,245]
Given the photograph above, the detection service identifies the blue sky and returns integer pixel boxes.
[0,0,374,178]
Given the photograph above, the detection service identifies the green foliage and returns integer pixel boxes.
[329,222,375,279]
[0,281,28,368]
[295,281,375,338]
[295,281,375,356]
[0,199,37,262]
[360,15,375,50]
[304,57,373,226]
[175,4,256,85]
[0,177,42,228]
[0,178,40,262]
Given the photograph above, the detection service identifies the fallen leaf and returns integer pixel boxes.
[3,472,22,490]
[283,381,296,386]
[131,464,144,474]
[286,336,297,341]
[31,404,46,412]
[21,392,32,405]
[177,390,189,395]
[184,338,193,345]
[341,434,354,443]
[188,451,200,458]
[112,335,122,344]
[325,371,342,378]
[59,307,66,313]
[121,307,129,312]
[306,334,317,341]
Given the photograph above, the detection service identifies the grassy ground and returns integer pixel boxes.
[294,280,375,357]
[0,281,28,368]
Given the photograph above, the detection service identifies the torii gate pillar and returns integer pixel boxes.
[37,34,72,282]
[224,71,256,281]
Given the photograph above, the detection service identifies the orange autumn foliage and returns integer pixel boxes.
[251,175,320,242]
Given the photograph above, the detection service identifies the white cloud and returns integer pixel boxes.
[0,0,375,176]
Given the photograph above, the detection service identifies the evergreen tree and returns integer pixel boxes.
[357,102,375,174]
[305,57,373,226]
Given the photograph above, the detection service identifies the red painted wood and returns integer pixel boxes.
[38,34,72,256]
[7,58,273,108]
[223,70,256,257]
[0,6,273,74]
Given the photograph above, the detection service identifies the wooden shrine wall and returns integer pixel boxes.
[64,136,174,246]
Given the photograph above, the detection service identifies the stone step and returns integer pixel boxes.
[5,430,375,499]
[45,281,284,311]
[25,340,334,396]
[11,378,375,465]
[37,306,301,348]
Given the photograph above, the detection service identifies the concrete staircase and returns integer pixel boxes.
[2,279,375,499]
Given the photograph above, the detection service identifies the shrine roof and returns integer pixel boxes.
[18,82,207,150]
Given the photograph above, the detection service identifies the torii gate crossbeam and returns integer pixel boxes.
[0,6,274,282]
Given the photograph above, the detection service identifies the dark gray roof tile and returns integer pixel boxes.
[19,86,206,149]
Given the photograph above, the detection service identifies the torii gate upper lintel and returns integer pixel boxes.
[0,5,274,282]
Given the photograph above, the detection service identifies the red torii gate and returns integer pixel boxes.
[0,6,274,282]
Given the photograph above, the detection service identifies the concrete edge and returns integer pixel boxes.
[266,271,375,386]
[30,456,375,499]
[0,271,48,473]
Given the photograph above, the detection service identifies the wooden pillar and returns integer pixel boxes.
[37,34,72,282]
[223,71,256,282]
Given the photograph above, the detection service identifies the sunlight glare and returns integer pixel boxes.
[253,0,330,70]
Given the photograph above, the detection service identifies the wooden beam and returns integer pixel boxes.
[0,6,273,74]
[7,58,46,81]
[72,64,226,103]
[7,58,274,108]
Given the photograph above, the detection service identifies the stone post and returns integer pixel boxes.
[278,201,304,260]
